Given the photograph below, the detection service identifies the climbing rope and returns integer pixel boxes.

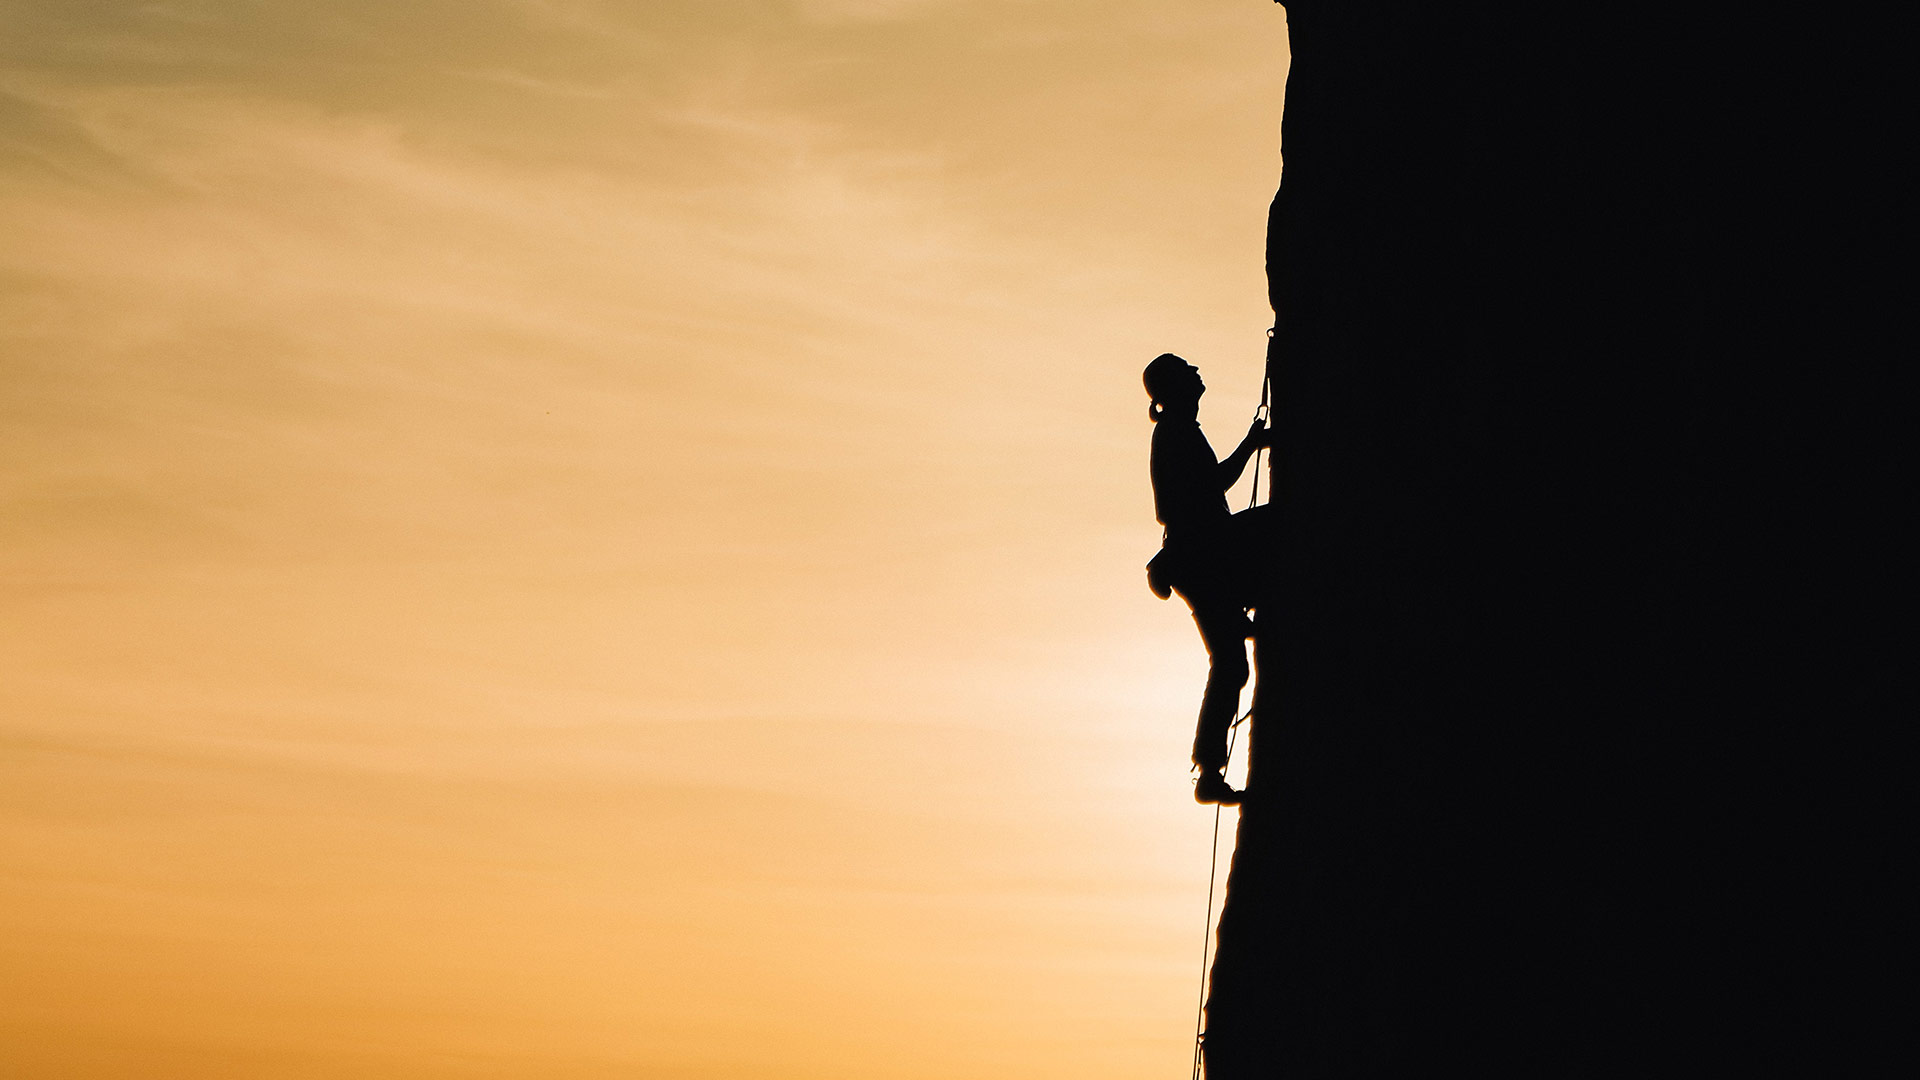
[1190,711,1247,1080]
[1190,333,1276,1079]
[1250,328,1274,508]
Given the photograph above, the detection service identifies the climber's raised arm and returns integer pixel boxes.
[1216,417,1271,492]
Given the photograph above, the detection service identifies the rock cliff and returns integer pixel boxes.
[1203,2,1814,1073]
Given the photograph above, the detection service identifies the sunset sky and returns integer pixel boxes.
[2,3,1288,1076]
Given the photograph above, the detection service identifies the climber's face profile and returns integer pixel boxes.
[1144,352,1206,409]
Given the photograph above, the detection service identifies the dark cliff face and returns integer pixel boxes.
[1204,2,1815,1074]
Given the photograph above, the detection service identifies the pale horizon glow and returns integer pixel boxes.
[1,3,1288,1076]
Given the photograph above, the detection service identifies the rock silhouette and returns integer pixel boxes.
[1196,2,1816,1074]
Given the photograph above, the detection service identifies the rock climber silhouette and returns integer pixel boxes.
[1143,352,1270,805]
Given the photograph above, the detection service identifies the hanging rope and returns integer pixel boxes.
[1190,335,1276,1079]
[1190,711,1247,1080]
[1250,328,1274,508]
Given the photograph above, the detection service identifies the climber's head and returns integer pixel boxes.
[1143,352,1204,420]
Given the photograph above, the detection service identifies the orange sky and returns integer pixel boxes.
[1,3,1287,1076]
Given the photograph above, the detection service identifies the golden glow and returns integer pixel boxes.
[1,3,1286,1075]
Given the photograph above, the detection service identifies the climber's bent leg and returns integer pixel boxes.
[1189,599,1252,774]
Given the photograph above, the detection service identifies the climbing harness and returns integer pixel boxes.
[1189,330,1277,1080]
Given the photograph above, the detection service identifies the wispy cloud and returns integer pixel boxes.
[1,3,1288,1076]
